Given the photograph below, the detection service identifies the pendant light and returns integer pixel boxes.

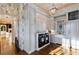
[49,4,57,15]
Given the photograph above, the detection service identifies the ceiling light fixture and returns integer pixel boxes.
[49,4,57,15]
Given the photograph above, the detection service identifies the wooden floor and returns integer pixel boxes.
[0,35,28,55]
[0,35,79,55]
[31,44,79,55]
[30,43,62,55]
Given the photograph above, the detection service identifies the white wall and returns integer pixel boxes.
[17,4,50,54]
[23,5,30,53]
[36,12,48,32]
[28,4,50,53]
[28,5,36,53]
[15,4,30,53]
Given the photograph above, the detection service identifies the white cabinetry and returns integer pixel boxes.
[64,20,79,49]
[51,35,63,44]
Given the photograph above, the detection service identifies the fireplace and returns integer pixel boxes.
[36,32,50,51]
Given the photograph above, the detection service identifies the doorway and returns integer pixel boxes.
[0,19,16,55]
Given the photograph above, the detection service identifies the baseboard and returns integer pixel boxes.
[27,50,35,54]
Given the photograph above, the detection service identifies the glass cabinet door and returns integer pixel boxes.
[57,20,64,35]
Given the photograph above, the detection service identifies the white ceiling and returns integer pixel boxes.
[34,3,73,14]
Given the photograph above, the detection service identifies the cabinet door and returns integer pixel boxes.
[76,21,79,49]
[51,35,56,43]
[52,36,62,44]
[70,21,77,49]
[54,37,58,43]
[57,38,62,44]
[64,20,79,49]
[63,22,71,48]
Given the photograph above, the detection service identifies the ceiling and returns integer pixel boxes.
[34,3,73,14]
